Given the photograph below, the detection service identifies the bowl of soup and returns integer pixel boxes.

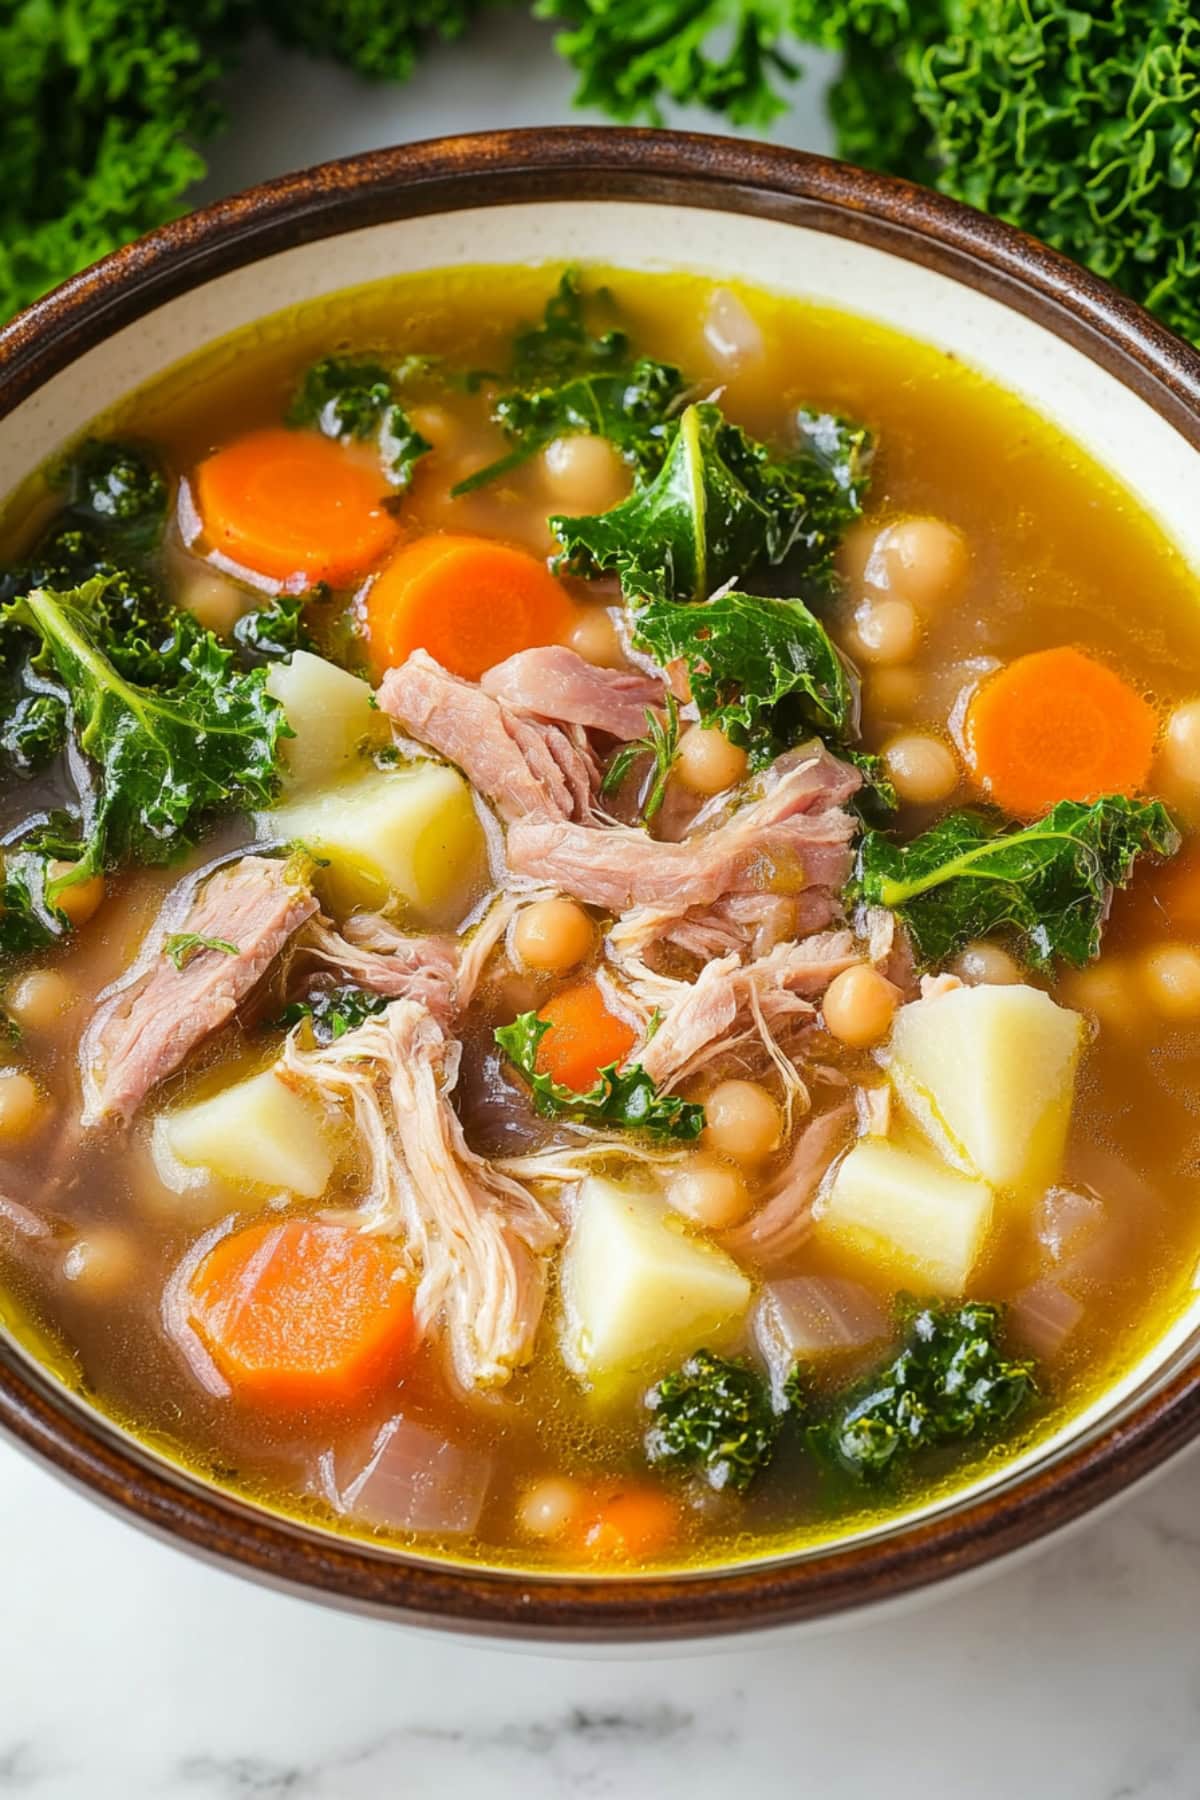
[0,129,1198,1642]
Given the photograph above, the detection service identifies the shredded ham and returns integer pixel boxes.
[279,999,558,1390]
[720,1103,854,1268]
[481,645,663,740]
[80,856,317,1127]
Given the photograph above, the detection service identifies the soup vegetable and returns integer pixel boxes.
[0,265,1197,1572]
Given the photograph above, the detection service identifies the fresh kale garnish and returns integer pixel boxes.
[809,1300,1035,1483]
[233,593,317,663]
[287,354,431,490]
[277,982,390,1044]
[854,795,1179,969]
[645,1350,781,1492]
[51,440,167,552]
[553,401,870,603]
[633,590,852,759]
[163,932,239,971]
[600,692,681,822]
[494,1009,704,1140]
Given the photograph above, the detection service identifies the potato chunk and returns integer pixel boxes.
[154,1067,334,1199]
[267,762,487,925]
[561,1176,751,1392]
[890,982,1084,1195]
[266,650,383,787]
[816,1138,994,1296]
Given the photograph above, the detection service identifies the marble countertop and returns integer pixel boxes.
[4,22,1198,1794]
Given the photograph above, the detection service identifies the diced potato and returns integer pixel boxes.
[266,650,383,787]
[265,761,488,925]
[561,1176,752,1392]
[816,1138,994,1296]
[889,982,1085,1195]
[153,1067,334,1199]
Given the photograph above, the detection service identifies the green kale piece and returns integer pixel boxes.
[494,1010,704,1140]
[645,1350,780,1492]
[54,440,167,550]
[6,581,288,900]
[276,983,390,1044]
[854,795,1179,969]
[553,402,870,602]
[163,932,239,970]
[233,593,316,663]
[600,692,681,822]
[0,691,68,773]
[811,1300,1035,1483]
[256,0,490,82]
[510,266,629,382]
[633,590,851,753]
[287,354,432,490]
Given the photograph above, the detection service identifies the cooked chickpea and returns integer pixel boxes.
[518,1476,585,1540]
[674,724,748,797]
[541,434,630,514]
[512,898,594,973]
[950,941,1022,986]
[568,607,624,669]
[179,570,246,635]
[852,596,920,666]
[62,1226,140,1301]
[46,861,105,929]
[6,969,75,1032]
[1162,701,1200,792]
[869,517,968,610]
[837,518,877,589]
[1141,944,1200,1022]
[703,1079,781,1165]
[0,1071,44,1143]
[666,1156,751,1229]
[882,733,960,806]
[867,667,920,721]
[1062,958,1141,1033]
[822,964,900,1049]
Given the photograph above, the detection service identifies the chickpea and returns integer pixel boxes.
[822,964,900,1049]
[512,898,594,974]
[1161,701,1200,793]
[869,517,968,611]
[674,724,748,797]
[703,1079,781,1166]
[46,861,105,929]
[666,1156,751,1230]
[1141,944,1200,1022]
[179,569,246,636]
[882,733,960,806]
[6,969,75,1033]
[950,941,1022,987]
[0,1071,44,1143]
[518,1476,585,1540]
[62,1226,139,1301]
[1062,958,1140,1033]
[852,596,920,666]
[837,518,877,589]
[568,607,624,670]
[867,667,920,721]
[541,435,630,514]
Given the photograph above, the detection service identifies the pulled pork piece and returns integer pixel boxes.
[81,856,317,1127]
[609,889,841,980]
[305,917,459,1022]
[506,744,861,913]
[481,645,663,741]
[636,932,863,1089]
[379,649,597,823]
[721,1103,855,1268]
[280,1000,558,1389]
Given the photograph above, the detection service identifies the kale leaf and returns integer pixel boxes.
[287,354,431,490]
[810,1300,1035,1483]
[0,691,68,773]
[494,1009,704,1140]
[854,795,1179,969]
[276,983,390,1044]
[510,266,629,382]
[645,1350,781,1492]
[233,593,317,663]
[52,440,167,551]
[553,402,870,602]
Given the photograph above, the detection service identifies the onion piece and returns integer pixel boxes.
[755,1275,889,1405]
[702,289,764,369]
[1010,1279,1084,1360]
[321,1414,492,1537]
[0,1193,50,1241]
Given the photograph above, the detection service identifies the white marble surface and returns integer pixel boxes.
[4,21,1199,1796]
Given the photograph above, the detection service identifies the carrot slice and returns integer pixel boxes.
[193,427,400,587]
[188,1219,414,1410]
[363,532,573,681]
[534,980,637,1093]
[578,1483,681,1561]
[965,646,1158,818]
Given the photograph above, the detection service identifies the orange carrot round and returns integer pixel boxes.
[193,427,400,587]
[363,532,573,681]
[188,1219,414,1410]
[534,980,637,1093]
[578,1483,681,1561]
[965,646,1158,818]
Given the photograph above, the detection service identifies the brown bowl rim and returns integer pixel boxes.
[1,126,1199,1643]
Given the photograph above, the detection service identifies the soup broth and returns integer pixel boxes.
[0,263,1198,1572]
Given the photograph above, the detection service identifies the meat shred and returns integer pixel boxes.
[481,645,663,741]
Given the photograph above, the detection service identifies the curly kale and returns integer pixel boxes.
[494,1009,704,1139]
[52,440,168,550]
[256,0,493,81]
[287,354,431,489]
[275,982,390,1043]
[810,1300,1036,1483]
[645,1350,782,1491]
[233,593,317,663]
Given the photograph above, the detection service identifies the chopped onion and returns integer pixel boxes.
[160,1218,235,1398]
[323,1414,492,1537]
[755,1276,889,1403]
[1035,1185,1106,1268]
[1011,1279,1084,1360]
[702,289,765,369]
[0,1193,49,1241]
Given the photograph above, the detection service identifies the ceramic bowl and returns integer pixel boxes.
[1,129,1199,1643]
